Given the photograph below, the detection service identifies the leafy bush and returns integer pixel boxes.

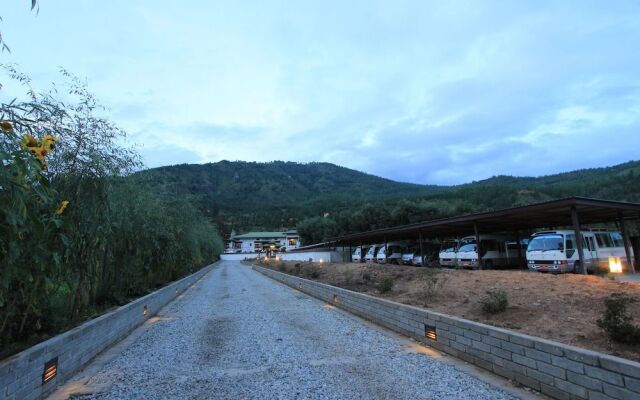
[597,293,640,344]
[343,269,354,284]
[362,271,372,282]
[378,277,394,293]
[480,289,509,314]
[309,268,321,279]
[420,269,448,302]
[0,68,223,354]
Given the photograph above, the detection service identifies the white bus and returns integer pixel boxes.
[456,235,520,269]
[364,244,382,263]
[351,247,364,263]
[526,230,634,273]
[376,242,408,264]
[438,239,459,267]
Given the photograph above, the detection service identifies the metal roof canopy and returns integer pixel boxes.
[308,197,640,247]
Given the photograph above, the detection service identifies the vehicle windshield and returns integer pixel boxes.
[458,243,476,252]
[440,241,458,252]
[528,235,564,252]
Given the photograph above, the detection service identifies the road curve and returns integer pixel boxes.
[72,261,518,399]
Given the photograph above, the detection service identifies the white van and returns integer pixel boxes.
[526,230,634,273]
[351,247,364,263]
[364,245,382,263]
[456,235,520,269]
[438,239,459,267]
[376,242,408,264]
[402,245,419,265]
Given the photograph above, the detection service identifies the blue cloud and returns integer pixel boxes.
[1,1,639,184]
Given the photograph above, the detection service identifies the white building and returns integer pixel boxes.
[226,230,300,254]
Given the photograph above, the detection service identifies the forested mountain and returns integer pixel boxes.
[134,160,640,243]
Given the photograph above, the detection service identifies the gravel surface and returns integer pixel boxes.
[73,261,519,400]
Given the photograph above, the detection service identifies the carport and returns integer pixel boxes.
[308,197,640,274]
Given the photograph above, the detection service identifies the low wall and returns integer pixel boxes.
[280,251,343,263]
[0,263,216,400]
[220,253,259,261]
[254,266,640,400]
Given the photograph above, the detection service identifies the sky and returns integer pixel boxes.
[1,1,640,185]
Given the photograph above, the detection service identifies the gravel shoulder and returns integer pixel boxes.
[64,261,528,400]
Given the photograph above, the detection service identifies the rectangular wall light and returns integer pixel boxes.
[425,325,437,341]
[42,357,58,384]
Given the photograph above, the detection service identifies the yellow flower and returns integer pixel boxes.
[36,148,48,161]
[56,200,69,215]
[21,134,39,149]
[42,135,58,151]
[0,120,13,133]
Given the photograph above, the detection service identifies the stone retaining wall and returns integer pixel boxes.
[255,266,640,400]
[0,263,216,400]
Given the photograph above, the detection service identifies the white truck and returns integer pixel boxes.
[376,242,408,264]
[455,235,520,269]
[526,229,634,273]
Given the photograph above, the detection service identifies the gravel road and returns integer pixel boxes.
[73,261,519,400]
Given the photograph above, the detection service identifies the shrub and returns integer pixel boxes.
[420,269,448,302]
[597,293,640,344]
[362,271,372,282]
[293,263,302,275]
[480,289,508,314]
[278,264,286,272]
[343,269,354,284]
[378,277,394,293]
[310,269,321,279]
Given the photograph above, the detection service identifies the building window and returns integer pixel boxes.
[289,238,297,246]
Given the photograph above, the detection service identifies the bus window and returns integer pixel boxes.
[595,233,614,248]
[610,232,624,247]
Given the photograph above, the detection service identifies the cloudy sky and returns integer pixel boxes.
[1,1,639,184]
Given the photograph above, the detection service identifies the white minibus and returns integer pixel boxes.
[456,235,520,269]
[526,230,634,273]
[438,239,459,267]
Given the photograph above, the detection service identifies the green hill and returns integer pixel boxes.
[133,160,640,242]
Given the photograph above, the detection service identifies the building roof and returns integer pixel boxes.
[297,197,640,249]
[232,231,298,240]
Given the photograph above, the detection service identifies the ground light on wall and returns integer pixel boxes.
[609,256,623,273]
[424,325,437,341]
[143,305,148,316]
[42,357,58,384]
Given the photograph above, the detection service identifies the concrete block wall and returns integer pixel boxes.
[280,251,343,263]
[255,266,640,400]
[0,263,216,400]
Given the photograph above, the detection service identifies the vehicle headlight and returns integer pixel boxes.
[528,260,534,264]
[471,259,477,262]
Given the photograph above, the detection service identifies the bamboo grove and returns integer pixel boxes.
[0,67,224,356]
